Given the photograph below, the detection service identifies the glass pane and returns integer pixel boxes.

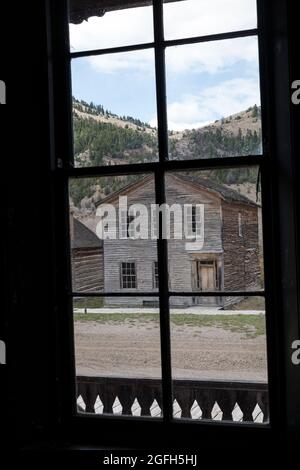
[74,297,162,417]
[164,167,264,292]
[164,0,257,41]
[69,1,154,52]
[170,296,268,423]
[71,51,158,167]
[165,37,262,158]
[69,174,158,293]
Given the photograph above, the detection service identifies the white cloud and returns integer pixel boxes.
[87,48,155,75]
[69,6,153,52]
[80,35,258,78]
[166,36,258,74]
[166,77,260,131]
[70,2,258,75]
[164,0,257,40]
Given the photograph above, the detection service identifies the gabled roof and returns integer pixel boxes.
[96,173,258,208]
[176,174,258,207]
[72,218,102,249]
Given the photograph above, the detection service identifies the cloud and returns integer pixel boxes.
[164,0,257,40]
[166,36,258,75]
[166,77,260,131]
[79,35,258,78]
[87,48,155,75]
[69,6,154,52]
[70,2,258,75]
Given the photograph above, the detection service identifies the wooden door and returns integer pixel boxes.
[193,260,217,305]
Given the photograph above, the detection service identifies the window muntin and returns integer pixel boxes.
[67,0,269,424]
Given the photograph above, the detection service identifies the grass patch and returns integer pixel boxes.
[224,297,265,311]
[74,313,266,339]
[73,298,104,309]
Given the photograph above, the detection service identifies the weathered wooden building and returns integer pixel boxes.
[70,215,104,293]
[96,174,261,306]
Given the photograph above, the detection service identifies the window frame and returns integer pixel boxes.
[120,261,138,289]
[153,260,159,289]
[47,0,300,448]
[238,212,243,238]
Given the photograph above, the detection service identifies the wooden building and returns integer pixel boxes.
[97,174,261,307]
[70,215,104,293]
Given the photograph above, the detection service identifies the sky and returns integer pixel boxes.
[69,0,260,131]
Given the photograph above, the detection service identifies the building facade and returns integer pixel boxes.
[96,174,261,307]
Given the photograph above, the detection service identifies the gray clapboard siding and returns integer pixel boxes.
[97,174,261,307]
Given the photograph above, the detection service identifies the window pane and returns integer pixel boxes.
[164,0,257,41]
[69,1,154,52]
[69,174,158,293]
[165,37,262,158]
[170,296,268,423]
[71,51,158,167]
[74,297,162,417]
[164,167,264,292]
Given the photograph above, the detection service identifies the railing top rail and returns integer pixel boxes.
[76,375,268,391]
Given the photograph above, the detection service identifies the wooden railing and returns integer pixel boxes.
[76,376,269,422]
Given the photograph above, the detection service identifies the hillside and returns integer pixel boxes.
[73,99,158,167]
[169,105,262,160]
[71,99,262,208]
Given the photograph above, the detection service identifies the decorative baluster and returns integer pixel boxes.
[85,382,98,413]
[215,389,236,421]
[100,383,115,414]
[118,387,135,415]
[138,386,155,416]
[196,389,216,420]
[174,387,194,419]
[237,391,256,422]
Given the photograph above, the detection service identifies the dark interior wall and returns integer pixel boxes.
[2,0,59,451]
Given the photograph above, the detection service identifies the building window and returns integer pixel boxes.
[153,261,159,289]
[185,205,202,238]
[238,213,243,237]
[120,212,135,238]
[120,262,137,289]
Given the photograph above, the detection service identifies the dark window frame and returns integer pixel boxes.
[47,0,300,448]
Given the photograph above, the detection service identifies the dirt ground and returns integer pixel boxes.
[74,320,268,382]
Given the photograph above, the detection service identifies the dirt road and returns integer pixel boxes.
[74,319,268,382]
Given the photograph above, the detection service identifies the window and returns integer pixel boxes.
[153,261,159,288]
[238,212,243,237]
[120,212,135,239]
[56,0,287,434]
[186,205,202,237]
[120,262,137,289]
